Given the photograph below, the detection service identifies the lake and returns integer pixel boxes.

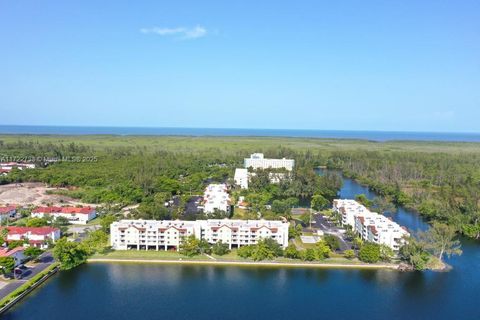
[3,173,480,320]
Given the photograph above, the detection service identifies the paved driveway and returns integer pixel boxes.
[22,252,54,280]
[0,252,55,299]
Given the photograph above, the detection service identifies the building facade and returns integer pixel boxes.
[244,153,295,171]
[234,168,249,189]
[333,199,409,251]
[110,219,290,250]
[32,206,97,224]
[201,184,231,214]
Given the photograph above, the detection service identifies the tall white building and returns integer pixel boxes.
[234,168,249,189]
[333,199,409,251]
[110,219,290,250]
[244,153,295,171]
[202,184,231,214]
[233,168,288,190]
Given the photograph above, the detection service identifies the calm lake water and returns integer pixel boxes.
[4,173,480,320]
[1,125,480,142]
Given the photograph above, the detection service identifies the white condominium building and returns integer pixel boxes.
[234,168,249,189]
[110,220,201,251]
[333,199,409,251]
[244,153,295,171]
[110,219,290,250]
[333,199,369,227]
[200,219,289,248]
[202,184,231,214]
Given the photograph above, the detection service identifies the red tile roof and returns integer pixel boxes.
[3,226,59,236]
[211,225,239,232]
[0,206,16,214]
[0,246,25,257]
[32,206,62,214]
[369,225,378,235]
[32,206,95,215]
[250,226,277,232]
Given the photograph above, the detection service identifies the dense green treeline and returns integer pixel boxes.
[0,138,338,222]
[1,135,480,239]
[328,150,480,239]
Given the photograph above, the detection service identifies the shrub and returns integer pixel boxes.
[323,234,340,251]
[344,249,355,259]
[300,248,316,261]
[315,240,331,260]
[359,243,381,263]
[237,245,254,258]
[212,241,230,256]
[284,244,299,259]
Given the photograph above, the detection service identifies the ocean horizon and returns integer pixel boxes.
[1,125,480,142]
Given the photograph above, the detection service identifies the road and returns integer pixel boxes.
[0,252,54,299]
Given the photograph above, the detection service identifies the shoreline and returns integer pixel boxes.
[87,258,399,270]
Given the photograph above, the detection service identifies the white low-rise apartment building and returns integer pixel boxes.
[333,199,409,251]
[333,199,369,226]
[202,184,231,214]
[110,219,290,250]
[199,219,289,248]
[244,153,295,171]
[2,226,61,249]
[32,206,97,224]
[234,168,249,189]
[110,220,201,251]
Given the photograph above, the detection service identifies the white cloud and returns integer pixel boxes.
[140,26,207,40]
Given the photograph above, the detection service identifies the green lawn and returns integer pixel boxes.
[90,249,371,266]
[91,249,211,261]
[91,249,251,262]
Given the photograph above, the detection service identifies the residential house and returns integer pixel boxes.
[32,206,97,224]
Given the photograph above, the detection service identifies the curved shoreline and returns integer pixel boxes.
[87,258,399,270]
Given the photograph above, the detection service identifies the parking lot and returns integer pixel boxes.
[308,213,352,251]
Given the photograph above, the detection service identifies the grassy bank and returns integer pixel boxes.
[89,250,398,270]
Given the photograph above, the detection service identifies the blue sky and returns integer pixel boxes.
[1,0,479,132]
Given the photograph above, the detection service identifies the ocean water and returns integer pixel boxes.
[1,125,480,142]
